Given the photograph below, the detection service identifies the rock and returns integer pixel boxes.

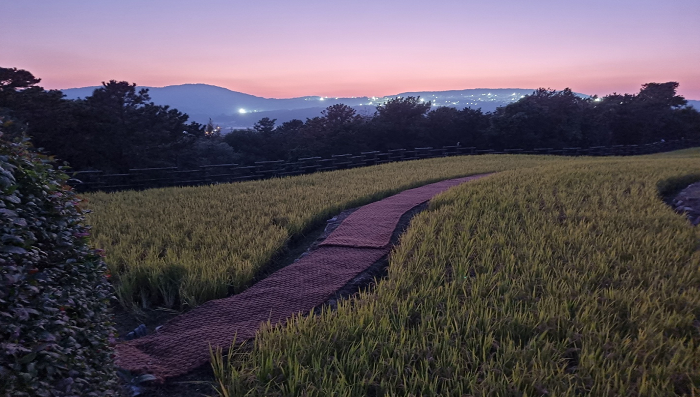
[670,182,700,227]
[125,324,147,340]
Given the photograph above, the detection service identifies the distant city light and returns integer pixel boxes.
[238,108,246,114]
[320,97,325,101]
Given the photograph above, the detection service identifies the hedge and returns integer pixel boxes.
[0,129,118,396]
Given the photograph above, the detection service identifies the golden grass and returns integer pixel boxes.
[85,154,560,310]
[212,152,700,396]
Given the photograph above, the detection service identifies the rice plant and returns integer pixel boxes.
[85,155,560,310]
[212,152,700,396]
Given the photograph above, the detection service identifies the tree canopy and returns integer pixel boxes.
[0,68,207,171]
[1,65,698,170]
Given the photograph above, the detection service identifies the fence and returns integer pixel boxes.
[68,139,699,192]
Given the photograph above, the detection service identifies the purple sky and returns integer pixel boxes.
[2,0,699,99]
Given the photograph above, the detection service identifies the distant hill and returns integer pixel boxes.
[688,100,700,110]
[67,84,670,129]
[61,84,373,126]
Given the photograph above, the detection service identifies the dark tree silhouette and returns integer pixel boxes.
[371,96,431,150]
[0,67,41,92]
[600,82,690,144]
[3,66,699,169]
[490,88,590,149]
[76,81,204,170]
[0,70,206,171]
[253,117,276,135]
[425,106,489,148]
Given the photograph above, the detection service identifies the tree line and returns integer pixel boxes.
[1,66,699,172]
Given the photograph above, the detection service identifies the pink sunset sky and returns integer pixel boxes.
[2,0,699,99]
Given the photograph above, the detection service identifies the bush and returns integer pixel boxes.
[0,130,117,396]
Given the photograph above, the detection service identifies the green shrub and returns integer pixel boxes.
[0,131,117,396]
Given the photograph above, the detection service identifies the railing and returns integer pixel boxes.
[68,139,699,192]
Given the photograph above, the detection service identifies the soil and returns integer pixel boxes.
[118,364,216,397]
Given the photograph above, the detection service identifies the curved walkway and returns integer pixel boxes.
[115,174,491,380]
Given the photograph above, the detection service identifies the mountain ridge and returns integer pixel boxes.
[60,84,699,129]
[61,84,538,127]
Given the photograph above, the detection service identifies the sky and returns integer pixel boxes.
[2,0,699,99]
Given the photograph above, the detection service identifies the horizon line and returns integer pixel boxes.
[54,83,700,101]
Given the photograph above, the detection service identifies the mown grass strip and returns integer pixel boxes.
[85,154,560,310]
[213,151,700,396]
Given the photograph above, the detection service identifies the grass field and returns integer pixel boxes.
[85,154,561,310]
[211,150,700,396]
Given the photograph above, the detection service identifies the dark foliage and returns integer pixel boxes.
[0,127,118,396]
[0,67,217,172]
[489,88,589,149]
[224,83,698,163]
[1,66,699,169]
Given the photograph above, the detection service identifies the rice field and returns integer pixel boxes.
[212,150,700,396]
[85,154,560,310]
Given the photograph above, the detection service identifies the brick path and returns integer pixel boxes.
[115,174,491,380]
